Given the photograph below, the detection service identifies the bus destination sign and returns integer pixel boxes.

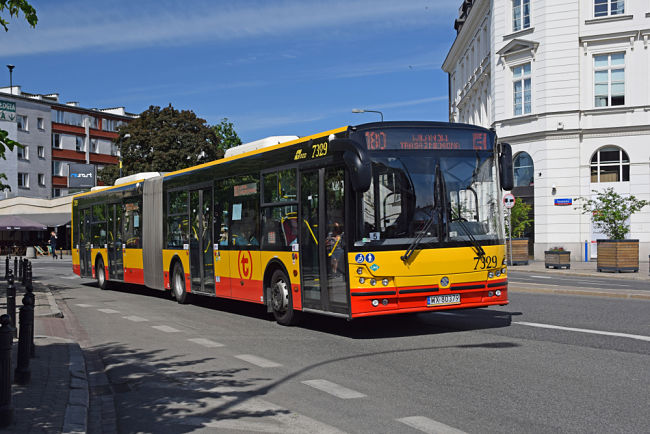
[362,128,492,152]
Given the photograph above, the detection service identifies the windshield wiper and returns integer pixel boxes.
[401,214,435,262]
[450,209,486,258]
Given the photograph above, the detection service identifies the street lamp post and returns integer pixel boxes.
[118,133,131,178]
[352,108,384,122]
[6,65,15,95]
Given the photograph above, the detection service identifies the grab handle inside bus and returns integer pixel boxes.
[498,142,514,191]
[328,137,371,192]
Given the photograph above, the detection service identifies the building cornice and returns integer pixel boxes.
[443,0,489,71]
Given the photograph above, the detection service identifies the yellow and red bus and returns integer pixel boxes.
[72,121,513,325]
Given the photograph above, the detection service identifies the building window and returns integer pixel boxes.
[51,109,83,126]
[53,161,64,176]
[594,53,624,107]
[38,173,46,187]
[90,138,98,153]
[52,188,61,198]
[38,146,45,158]
[17,145,29,160]
[594,0,624,17]
[513,0,530,32]
[17,173,29,188]
[513,63,531,115]
[37,117,44,130]
[17,114,28,131]
[52,133,62,149]
[76,136,84,152]
[513,152,534,187]
[591,146,629,182]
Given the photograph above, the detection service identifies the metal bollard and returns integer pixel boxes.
[14,292,34,385]
[24,264,35,358]
[0,315,14,427]
[5,271,16,339]
[21,259,27,287]
[12,258,17,282]
[3,256,7,281]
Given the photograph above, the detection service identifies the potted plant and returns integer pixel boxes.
[505,199,533,265]
[544,247,571,269]
[580,188,649,273]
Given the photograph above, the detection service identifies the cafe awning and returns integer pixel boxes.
[0,215,48,231]
[22,213,71,228]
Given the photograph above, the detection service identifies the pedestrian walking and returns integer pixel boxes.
[49,231,58,260]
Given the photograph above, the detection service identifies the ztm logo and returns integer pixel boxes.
[238,250,253,280]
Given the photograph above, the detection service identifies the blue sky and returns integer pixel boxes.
[3,0,459,143]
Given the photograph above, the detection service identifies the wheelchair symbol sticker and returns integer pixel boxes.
[355,254,365,264]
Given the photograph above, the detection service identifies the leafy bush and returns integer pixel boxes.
[579,188,649,240]
[505,199,533,238]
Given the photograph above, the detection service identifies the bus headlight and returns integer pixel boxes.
[372,299,379,307]
[357,267,364,275]
[382,278,389,286]
[359,277,365,284]
[495,270,501,277]
[370,279,377,286]
[495,290,502,296]
[488,271,494,278]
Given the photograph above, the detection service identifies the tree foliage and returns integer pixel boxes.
[0,129,21,191]
[0,0,37,31]
[212,118,242,154]
[505,199,533,238]
[98,105,226,185]
[579,188,649,240]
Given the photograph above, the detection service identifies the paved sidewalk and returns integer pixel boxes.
[509,258,650,281]
[0,261,89,433]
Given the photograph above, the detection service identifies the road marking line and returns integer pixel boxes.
[234,354,282,368]
[188,338,224,348]
[152,325,181,333]
[397,416,467,434]
[301,379,366,399]
[75,304,93,308]
[123,315,148,322]
[530,275,552,279]
[514,321,650,342]
[97,308,120,314]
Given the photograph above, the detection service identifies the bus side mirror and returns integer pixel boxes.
[329,138,371,192]
[499,142,514,191]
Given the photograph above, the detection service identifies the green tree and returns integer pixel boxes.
[579,188,649,240]
[0,0,37,31]
[212,117,242,155]
[505,199,533,238]
[1,0,37,192]
[98,105,222,185]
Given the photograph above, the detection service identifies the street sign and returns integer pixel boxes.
[503,193,515,209]
[0,100,16,122]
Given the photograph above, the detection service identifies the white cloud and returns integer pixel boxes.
[5,0,457,56]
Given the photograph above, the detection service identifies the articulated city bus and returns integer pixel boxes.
[72,121,513,325]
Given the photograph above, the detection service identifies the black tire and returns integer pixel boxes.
[269,269,299,326]
[96,257,108,290]
[172,262,188,304]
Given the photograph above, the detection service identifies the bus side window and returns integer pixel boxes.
[214,180,230,247]
[230,175,259,248]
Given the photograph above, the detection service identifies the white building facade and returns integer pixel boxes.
[443,0,650,260]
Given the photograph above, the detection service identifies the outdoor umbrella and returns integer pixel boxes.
[0,215,48,231]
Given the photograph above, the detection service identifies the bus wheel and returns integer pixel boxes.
[172,262,188,304]
[270,269,299,326]
[96,257,108,290]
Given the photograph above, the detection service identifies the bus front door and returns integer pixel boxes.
[79,208,92,277]
[300,167,349,315]
[189,187,215,294]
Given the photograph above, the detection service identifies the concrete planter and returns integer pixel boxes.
[544,251,571,269]
[506,238,529,265]
[596,239,639,273]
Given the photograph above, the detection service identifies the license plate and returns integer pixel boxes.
[427,293,461,306]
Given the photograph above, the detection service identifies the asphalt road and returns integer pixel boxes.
[35,260,650,433]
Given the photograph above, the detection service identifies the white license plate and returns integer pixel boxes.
[427,293,461,306]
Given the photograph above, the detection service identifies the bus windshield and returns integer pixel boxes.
[357,150,503,247]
